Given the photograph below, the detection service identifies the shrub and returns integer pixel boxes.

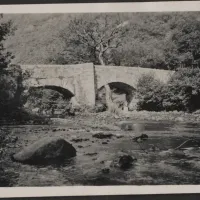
[24,87,73,117]
[163,67,200,112]
[136,68,200,112]
[136,73,165,111]
[0,65,25,117]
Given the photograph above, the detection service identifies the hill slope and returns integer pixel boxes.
[3,12,200,69]
[4,14,74,64]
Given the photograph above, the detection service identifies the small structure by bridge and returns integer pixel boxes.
[21,63,173,107]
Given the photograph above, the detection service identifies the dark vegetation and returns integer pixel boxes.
[0,15,48,124]
[136,68,200,112]
[24,87,73,117]
[0,15,23,121]
[136,73,165,111]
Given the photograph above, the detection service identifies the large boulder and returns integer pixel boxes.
[12,137,76,165]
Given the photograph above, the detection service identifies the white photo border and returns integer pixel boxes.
[0,1,200,13]
[0,1,200,197]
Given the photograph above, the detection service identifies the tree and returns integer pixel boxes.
[0,65,24,112]
[163,13,200,69]
[136,73,165,111]
[56,14,129,65]
[163,68,200,112]
[0,15,14,68]
[0,15,22,119]
[53,14,130,111]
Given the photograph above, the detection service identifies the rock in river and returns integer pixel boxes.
[92,131,113,139]
[117,121,134,131]
[118,154,137,169]
[12,137,76,165]
[117,121,145,132]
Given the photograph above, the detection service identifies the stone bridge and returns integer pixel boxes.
[21,63,174,107]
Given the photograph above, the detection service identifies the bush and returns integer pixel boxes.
[0,65,25,117]
[136,73,165,111]
[163,68,200,112]
[24,87,72,116]
[136,68,200,113]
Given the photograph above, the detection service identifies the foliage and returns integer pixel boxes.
[0,65,26,118]
[0,15,14,68]
[136,73,165,111]
[0,15,32,121]
[51,13,200,69]
[2,13,200,69]
[136,68,200,112]
[55,14,129,65]
[24,88,72,116]
[170,15,200,68]
[163,68,200,112]
[4,13,200,69]
[0,15,23,119]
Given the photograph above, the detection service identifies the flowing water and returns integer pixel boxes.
[1,120,200,186]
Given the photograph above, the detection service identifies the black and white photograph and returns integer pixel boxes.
[1,2,200,190]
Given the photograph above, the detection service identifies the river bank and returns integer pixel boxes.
[1,109,200,126]
[50,110,200,129]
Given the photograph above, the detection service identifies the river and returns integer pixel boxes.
[1,119,200,186]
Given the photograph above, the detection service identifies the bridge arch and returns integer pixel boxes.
[97,79,137,94]
[97,82,136,109]
[28,85,75,99]
[24,85,75,115]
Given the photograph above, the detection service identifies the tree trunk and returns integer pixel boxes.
[98,52,105,65]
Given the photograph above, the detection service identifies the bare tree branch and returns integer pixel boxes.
[58,14,129,66]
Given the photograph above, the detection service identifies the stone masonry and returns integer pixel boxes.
[21,63,174,106]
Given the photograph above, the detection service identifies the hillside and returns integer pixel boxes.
[3,12,200,69]
[4,14,75,64]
